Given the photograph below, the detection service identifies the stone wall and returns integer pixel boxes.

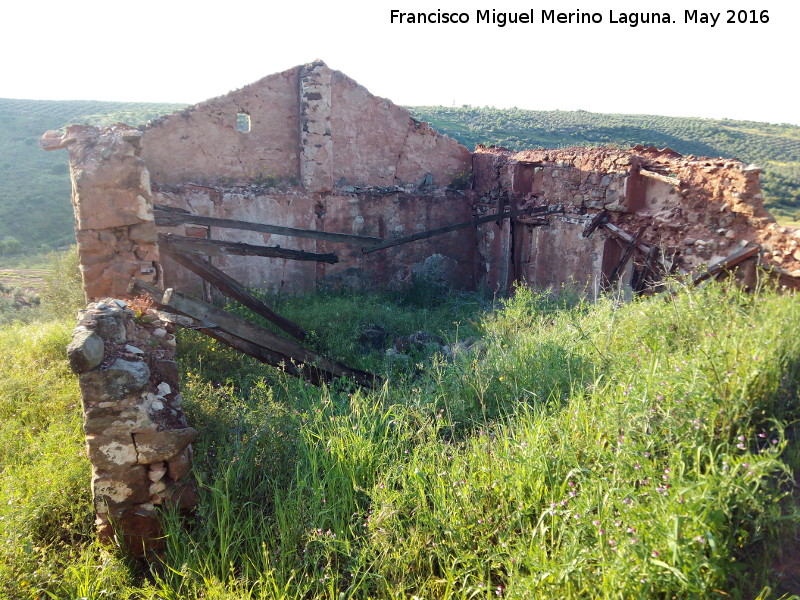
[41,61,800,303]
[154,184,476,295]
[67,298,197,557]
[41,125,161,301]
[473,145,800,294]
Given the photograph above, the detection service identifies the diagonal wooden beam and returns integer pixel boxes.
[154,206,381,244]
[160,241,308,341]
[361,205,562,254]
[128,279,381,389]
[692,243,761,286]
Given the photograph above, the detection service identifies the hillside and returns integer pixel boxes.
[0,98,186,250]
[2,282,799,597]
[0,99,798,253]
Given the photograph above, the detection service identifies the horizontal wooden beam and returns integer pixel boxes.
[640,168,681,187]
[361,205,561,254]
[158,233,338,264]
[154,206,381,244]
[159,242,308,341]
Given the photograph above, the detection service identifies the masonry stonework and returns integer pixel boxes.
[67,298,197,557]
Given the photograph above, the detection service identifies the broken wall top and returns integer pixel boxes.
[139,61,471,191]
[475,144,800,278]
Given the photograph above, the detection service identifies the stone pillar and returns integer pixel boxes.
[67,297,197,558]
[41,125,161,301]
[299,60,334,193]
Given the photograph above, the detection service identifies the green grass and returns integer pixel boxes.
[1,279,799,598]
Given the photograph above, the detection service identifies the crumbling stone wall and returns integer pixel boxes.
[41,125,160,301]
[474,144,800,294]
[155,184,475,295]
[67,298,197,557]
[42,60,800,302]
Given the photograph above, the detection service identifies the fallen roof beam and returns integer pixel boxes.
[129,279,381,389]
[692,243,761,286]
[361,205,562,254]
[159,242,308,341]
[640,168,681,187]
[608,225,647,285]
[582,210,609,239]
[154,206,381,244]
[602,222,653,254]
[158,233,338,263]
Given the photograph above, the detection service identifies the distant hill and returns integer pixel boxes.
[0,99,186,251]
[0,99,798,253]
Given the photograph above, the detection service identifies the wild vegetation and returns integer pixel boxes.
[0,99,798,257]
[1,255,798,598]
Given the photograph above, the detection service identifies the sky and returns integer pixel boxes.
[3,0,798,125]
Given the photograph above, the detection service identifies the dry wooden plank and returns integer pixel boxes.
[361,205,561,254]
[159,243,308,341]
[160,287,381,388]
[582,210,609,239]
[608,226,647,285]
[692,243,761,285]
[602,222,655,255]
[158,233,338,263]
[154,206,381,244]
[640,168,681,187]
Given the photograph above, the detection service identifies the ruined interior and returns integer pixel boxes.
[42,59,800,554]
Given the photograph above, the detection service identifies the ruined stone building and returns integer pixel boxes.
[41,59,800,302]
[44,60,800,555]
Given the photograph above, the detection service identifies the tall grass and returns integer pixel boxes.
[1,280,798,598]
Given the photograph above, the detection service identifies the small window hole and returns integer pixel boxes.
[236,113,251,133]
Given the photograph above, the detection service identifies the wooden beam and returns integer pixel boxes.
[158,233,338,263]
[160,287,381,388]
[640,169,680,187]
[692,243,761,286]
[602,222,654,254]
[608,226,647,286]
[361,205,561,254]
[582,210,609,239]
[159,243,308,341]
[153,206,381,244]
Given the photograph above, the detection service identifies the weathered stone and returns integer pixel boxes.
[116,509,163,556]
[94,313,127,343]
[67,330,104,373]
[163,480,200,511]
[134,428,198,464]
[85,434,138,470]
[167,446,193,481]
[148,462,167,482]
[357,325,387,351]
[92,466,150,509]
[80,359,150,402]
[83,404,155,435]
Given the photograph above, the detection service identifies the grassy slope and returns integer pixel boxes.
[0,99,798,255]
[1,281,799,598]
